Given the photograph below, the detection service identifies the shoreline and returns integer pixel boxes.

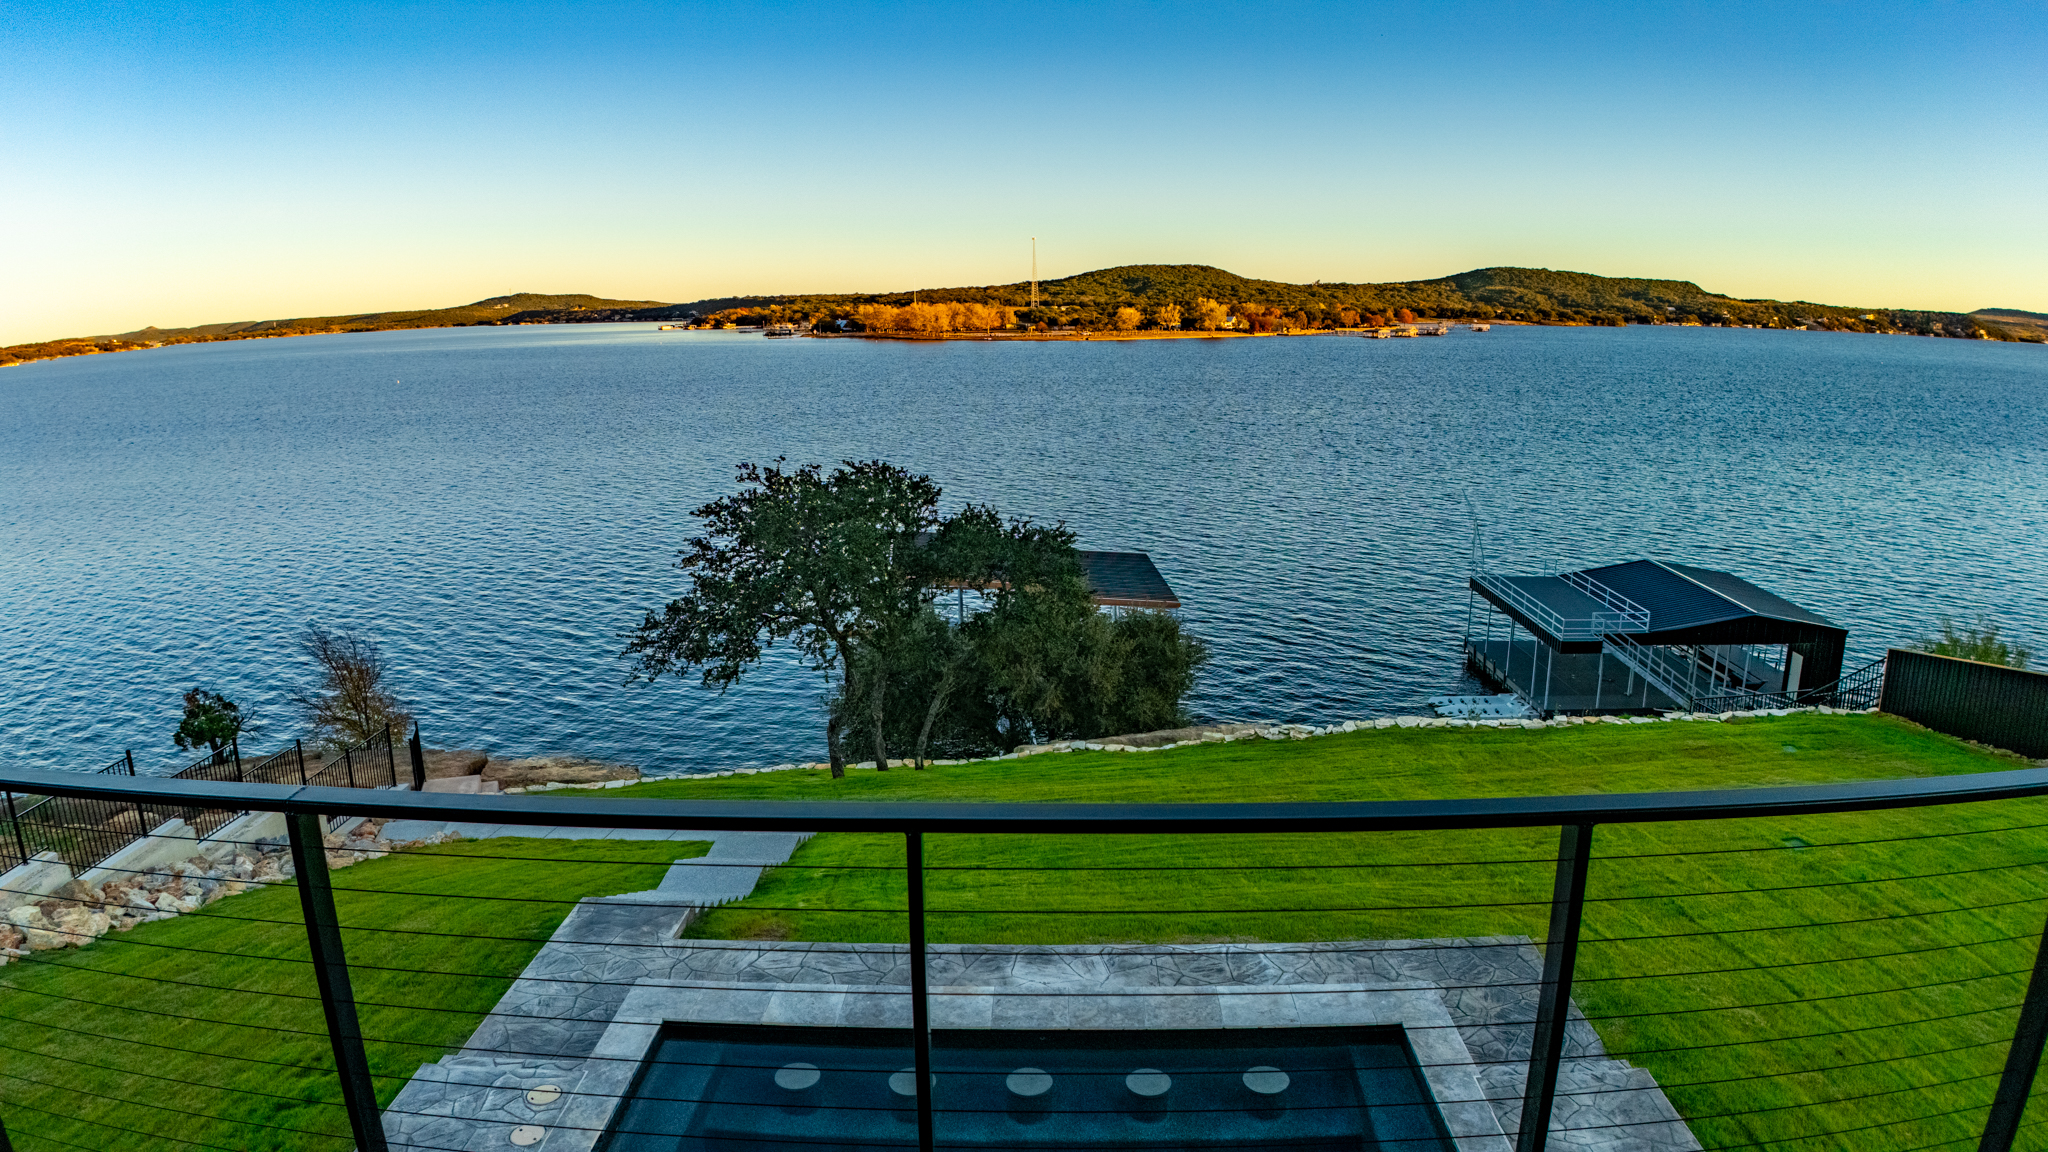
[4,313,2027,370]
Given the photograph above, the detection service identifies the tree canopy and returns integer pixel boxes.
[1912,614,2034,670]
[173,689,247,759]
[625,462,1209,773]
[624,460,944,776]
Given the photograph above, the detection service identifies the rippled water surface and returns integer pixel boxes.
[3,324,2044,774]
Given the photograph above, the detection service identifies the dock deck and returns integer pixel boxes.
[1466,637,1681,714]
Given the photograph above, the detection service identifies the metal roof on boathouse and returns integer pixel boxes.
[1471,558,1848,685]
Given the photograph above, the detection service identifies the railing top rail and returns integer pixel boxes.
[1558,569,1652,627]
[1475,572,1649,639]
[2,763,2046,835]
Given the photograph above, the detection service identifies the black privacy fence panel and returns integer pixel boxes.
[0,727,402,875]
[4,768,2048,1152]
[1882,648,2048,759]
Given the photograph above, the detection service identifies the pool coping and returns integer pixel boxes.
[589,978,1508,1151]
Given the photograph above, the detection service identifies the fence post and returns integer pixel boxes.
[1517,822,1594,1152]
[1978,908,2048,1150]
[295,739,308,785]
[343,745,357,789]
[4,793,28,871]
[285,810,389,1152]
[905,830,935,1152]
[409,724,426,791]
[232,736,244,783]
[124,749,136,777]
[384,722,397,787]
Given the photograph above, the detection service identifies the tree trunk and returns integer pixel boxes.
[914,665,957,770]
[828,634,858,779]
[870,663,891,771]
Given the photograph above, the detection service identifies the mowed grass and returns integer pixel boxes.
[0,837,702,1152]
[605,714,2048,1151]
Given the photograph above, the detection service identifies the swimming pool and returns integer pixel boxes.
[599,1023,1456,1150]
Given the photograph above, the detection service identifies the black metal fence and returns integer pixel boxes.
[0,726,404,875]
[2,765,2048,1152]
[1689,654,1889,714]
[1882,647,2048,759]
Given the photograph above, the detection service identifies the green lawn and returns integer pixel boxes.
[0,838,702,1152]
[4,715,2042,1151]
[612,714,2048,1152]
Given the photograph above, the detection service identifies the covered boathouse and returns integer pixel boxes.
[943,548,1181,619]
[1077,550,1181,611]
[1464,559,1863,716]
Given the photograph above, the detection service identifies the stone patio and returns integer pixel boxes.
[379,830,1699,1152]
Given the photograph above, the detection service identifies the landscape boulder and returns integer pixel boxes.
[482,755,640,788]
[1024,723,1269,754]
[421,748,490,780]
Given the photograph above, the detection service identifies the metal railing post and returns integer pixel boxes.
[906,830,935,1152]
[232,735,244,782]
[384,722,398,787]
[4,793,28,870]
[409,724,426,791]
[285,811,389,1152]
[1978,908,2048,1150]
[295,739,308,785]
[124,749,136,776]
[343,745,357,789]
[1518,822,1594,1152]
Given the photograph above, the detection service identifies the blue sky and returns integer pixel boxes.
[3,1,2042,342]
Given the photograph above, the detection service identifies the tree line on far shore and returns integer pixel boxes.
[699,297,1431,336]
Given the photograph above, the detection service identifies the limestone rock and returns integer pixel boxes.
[421,748,490,780]
[53,878,96,905]
[483,756,640,788]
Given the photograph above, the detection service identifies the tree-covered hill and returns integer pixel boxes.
[6,267,2039,369]
[1971,307,2048,341]
[683,263,2043,340]
[1,292,676,368]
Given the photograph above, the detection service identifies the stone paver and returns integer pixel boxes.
[382,832,1698,1152]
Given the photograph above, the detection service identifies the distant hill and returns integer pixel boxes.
[681,264,2042,341]
[1972,308,2048,341]
[6,268,2039,369]
[0,292,682,368]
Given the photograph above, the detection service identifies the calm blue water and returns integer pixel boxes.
[3,324,2044,775]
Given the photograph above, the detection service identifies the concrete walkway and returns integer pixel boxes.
[379,819,714,843]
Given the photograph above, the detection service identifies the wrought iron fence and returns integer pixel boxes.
[0,726,403,876]
[0,763,2047,1152]
[1690,654,1888,714]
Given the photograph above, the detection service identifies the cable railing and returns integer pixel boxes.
[1,764,2047,1152]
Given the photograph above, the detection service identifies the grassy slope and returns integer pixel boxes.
[604,715,2048,1151]
[0,838,702,1152]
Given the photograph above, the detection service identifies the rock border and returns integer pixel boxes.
[616,706,1887,785]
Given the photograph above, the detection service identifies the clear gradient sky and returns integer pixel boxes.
[3,1,2043,345]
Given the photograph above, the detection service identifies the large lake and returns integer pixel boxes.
[3,324,2043,775]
